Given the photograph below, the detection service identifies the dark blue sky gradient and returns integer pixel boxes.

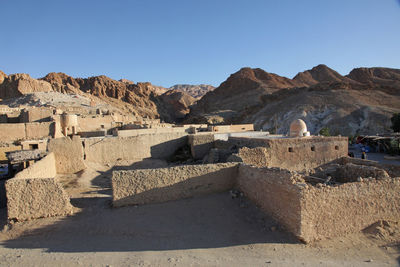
[0,0,399,87]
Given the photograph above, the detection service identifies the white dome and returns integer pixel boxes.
[289,119,307,137]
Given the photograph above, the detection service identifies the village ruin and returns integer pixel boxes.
[0,104,398,245]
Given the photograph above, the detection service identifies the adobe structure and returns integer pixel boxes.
[1,115,399,244]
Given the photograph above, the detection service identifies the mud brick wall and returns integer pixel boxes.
[84,132,188,164]
[5,153,73,221]
[233,136,348,171]
[112,163,239,207]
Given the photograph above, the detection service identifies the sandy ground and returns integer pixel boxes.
[0,160,399,266]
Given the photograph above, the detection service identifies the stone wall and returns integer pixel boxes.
[19,108,53,123]
[5,153,73,221]
[116,127,187,138]
[78,115,115,132]
[0,145,22,162]
[25,122,54,139]
[231,136,348,171]
[237,163,400,243]
[0,124,25,141]
[300,178,400,242]
[237,164,304,238]
[209,124,254,133]
[14,152,56,179]
[84,132,188,164]
[112,163,238,207]
[0,122,55,142]
[188,133,215,160]
[48,136,86,174]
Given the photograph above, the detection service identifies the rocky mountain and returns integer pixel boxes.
[0,72,53,99]
[186,65,400,135]
[0,71,203,122]
[293,64,356,86]
[155,90,196,122]
[169,84,215,99]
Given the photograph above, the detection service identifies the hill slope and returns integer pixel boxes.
[186,65,400,135]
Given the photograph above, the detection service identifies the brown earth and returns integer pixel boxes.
[187,65,400,135]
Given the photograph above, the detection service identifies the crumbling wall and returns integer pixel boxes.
[237,164,304,237]
[237,163,400,243]
[337,157,400,178]
[48,136,86,174]
[232,136,348,171]
[188,133,215,160]
[333,163,390,182]
[112,163,239,207]
[84,132,188,164]
[5,153,74,221]
[300,178,400,242]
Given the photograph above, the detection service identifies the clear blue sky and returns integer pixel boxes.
[1,0,399,87]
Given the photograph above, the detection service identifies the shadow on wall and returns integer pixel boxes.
[149,136,188,159]
[0,193,298,253]
[112,167,236,207]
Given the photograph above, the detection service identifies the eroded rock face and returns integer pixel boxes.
[157,89,196,122]
[186,65,400,135]
[0,73,53,99]
[169,84,215,99]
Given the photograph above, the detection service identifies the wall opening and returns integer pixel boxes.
[311,146,315,151]
[335,145,339,150]
[29,144,39,150]
[288,147,293,152]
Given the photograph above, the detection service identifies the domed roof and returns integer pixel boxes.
[289,119,307,137]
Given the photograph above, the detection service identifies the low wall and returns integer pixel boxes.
[5,153,74,221]
[231,136,348,171]
[237,164,304,238]
[112,163,239,207]
[209,124,254,133]
[300,178,400,242]
[237,164,400,243]
[14,153,56,179]
[84,132,188,164]
[188,133,215,160]
[48,136,86,174]
[337,157,400,178]
[116,127,187,137]
[0,145,22,162]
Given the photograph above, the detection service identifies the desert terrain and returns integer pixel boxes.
[0,158,399,267]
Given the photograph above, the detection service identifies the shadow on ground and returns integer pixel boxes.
[0,192,298,253]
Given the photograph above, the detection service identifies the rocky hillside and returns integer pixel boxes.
[187,65,400,135]
[169,84,215,99]
[0,71,188,121]
[155,90,196,122]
